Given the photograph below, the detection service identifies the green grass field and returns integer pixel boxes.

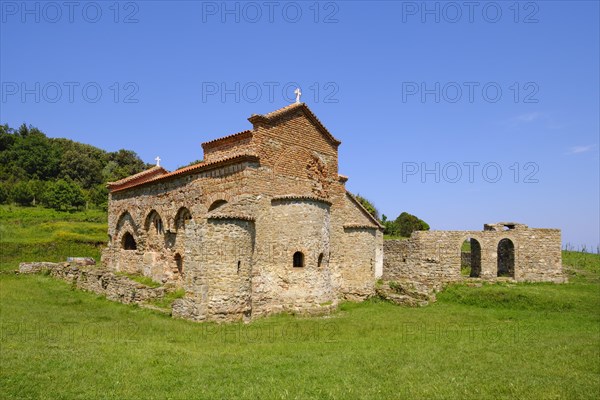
[1,206,599,399]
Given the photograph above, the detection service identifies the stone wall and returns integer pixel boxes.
[18,262,166,304]
[383,224,564,286]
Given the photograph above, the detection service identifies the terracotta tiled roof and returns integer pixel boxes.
[263,102,304,118]
[107,166,168,190]
[346,192,384,229]
[109,154,259,193]
[248,103,342,146]
[201,129,252,149]
[343,224,379,230]
[207,214,255,222]
[271,194,332,206]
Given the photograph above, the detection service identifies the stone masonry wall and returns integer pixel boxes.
[19,262,166,304]
[172,219,255,323]
[383,225,564,285]
[250,198,335,317]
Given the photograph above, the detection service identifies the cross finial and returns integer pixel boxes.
[294,87,302,104]
[155,156,161,167]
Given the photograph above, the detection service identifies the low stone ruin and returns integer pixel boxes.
[383,222,564,289]
[18,262,168,305]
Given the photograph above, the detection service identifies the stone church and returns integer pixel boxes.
[102,102,384,322]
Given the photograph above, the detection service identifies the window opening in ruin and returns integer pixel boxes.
[237,260,241,273]
[122,232,137,250]
[293,251,304,268]
[497,238,515,277]
[461,238,481,277]
[208,199,228,212]
[154,218,164,234]
[176,208,192,230]
[174,253,183,274]
[317,253,324,268]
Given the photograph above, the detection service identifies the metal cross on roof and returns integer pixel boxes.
[294,88,302,103]
[155,156,161,167]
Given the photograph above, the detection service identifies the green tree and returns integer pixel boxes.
[381,214,400,236]
[11,181,34,206]
[395,212,430,237]
[28,179,46,206]
[44,179,86,211]
[13,129,60,180]
[107,149,150,181]
[0,182,9,204]
[88,183,109,209]
[0,123,149,210]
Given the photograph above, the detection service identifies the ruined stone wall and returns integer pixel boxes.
[513,228,563,282]
[383,226,564,285]
[19,263,166,304]
[335,227,379,300]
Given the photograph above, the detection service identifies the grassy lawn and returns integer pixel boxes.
[0,205,106,272]
[1,206,599,399]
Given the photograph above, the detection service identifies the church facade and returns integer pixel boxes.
[101,103,384,322]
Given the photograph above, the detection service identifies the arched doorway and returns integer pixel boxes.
[461,238,481,277]
[497,238,515,277]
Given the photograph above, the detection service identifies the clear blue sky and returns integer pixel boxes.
[1,1,598,249]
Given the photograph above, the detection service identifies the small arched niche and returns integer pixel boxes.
[122,232,137,250]
[175,207,192,231]
[174,253,183,274]
[293,251,305,268]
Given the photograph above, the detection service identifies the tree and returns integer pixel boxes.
[0,182,10,204]
[44,179,86,211]
[0,123,149,210]
[108,149,150,180]
[395,212,430,237]
[88,183,109,209]
[13,128,60,180]
[28,179,46,206]
[59,148,104,188]
[11,181,34,206]
[381,214,401,236]
[354,193,380,221]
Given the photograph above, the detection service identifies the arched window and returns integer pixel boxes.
[175,207,192,230]
[145,210,164,235]
[155,218,163,234]
[208,199,228,212]
[317,253,324,268]
[122,232,137,250]
[293,251,304,268]
[174,253,183,274]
